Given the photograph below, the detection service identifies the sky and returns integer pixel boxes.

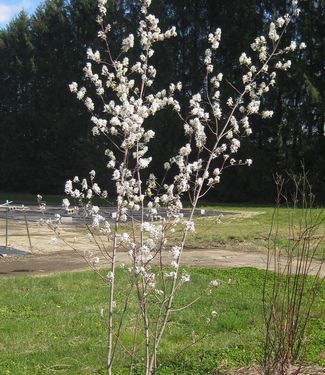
[0,0,43,28]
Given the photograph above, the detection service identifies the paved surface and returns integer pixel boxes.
[0,204,232,225]
[0,246,28,256]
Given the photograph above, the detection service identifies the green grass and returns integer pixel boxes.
[95,203,324,259]
[183,205,325,259]
[0,268,324,374]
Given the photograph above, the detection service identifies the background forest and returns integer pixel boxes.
[0,0,324,202]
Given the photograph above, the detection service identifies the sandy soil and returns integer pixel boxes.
[0,218,324,278]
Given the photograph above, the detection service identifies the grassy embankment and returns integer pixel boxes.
[182,203,325,260]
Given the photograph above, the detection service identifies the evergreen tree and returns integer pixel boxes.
[0,0,323,202]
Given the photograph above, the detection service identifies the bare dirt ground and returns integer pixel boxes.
[0,218,324,278]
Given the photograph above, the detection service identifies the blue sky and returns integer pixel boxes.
[0,0,43,28]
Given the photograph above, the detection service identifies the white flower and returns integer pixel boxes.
[71,189,81,198]
[169,83,176,92]
[230,138,240,153]
[227,97,234,107]
[92,216,101,228]
[289,41,297,51]
[121,34,134,52]
[107,271,114,281]
[92,183,101,195]
[107,160,115,169]
[213,168,220,177]
[65,180,73,194]
[209,280,220,288]
[69,82,78,93]
[208,28,221,49]
[269,22,279,42]
[87,48,101,63]
[170,246,181,259]
[87,189,93,199]
[179,143,191,156]
[275,61,283,69]
[239,53,251,65]
[138,157,152,169]
[207,64,213,73]
[181,273,190,283]
[247,100,260,114]
[164,162,171,170]
[282,60,292,71]
[144,130,155,142]
[81,179,88,191]
[276,17,285,28]
[293,6,301,16]
[85,97,94,111]
[262,110,274,119]
[77,87,86,100]
[62,198,70,209]
[185,221,195,232]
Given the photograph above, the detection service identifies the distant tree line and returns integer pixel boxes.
[0,0,324,203]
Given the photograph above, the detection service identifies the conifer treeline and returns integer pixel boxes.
[0,0,324,202]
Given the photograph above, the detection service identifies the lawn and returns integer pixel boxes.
[183,204,325,260]
[0,268,324,375]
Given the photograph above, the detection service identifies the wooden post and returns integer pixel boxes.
[24,213,32,252]
[5,208,8,250]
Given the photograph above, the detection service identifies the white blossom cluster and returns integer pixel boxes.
[167,0,302,206]
[66,0,302,311]
[67,0,189,292]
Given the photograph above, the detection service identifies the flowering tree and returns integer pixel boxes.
[62,0,303,373]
